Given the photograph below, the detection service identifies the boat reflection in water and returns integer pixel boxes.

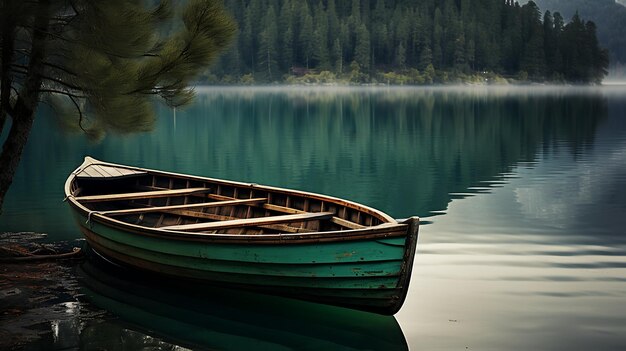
[77,250,408,350]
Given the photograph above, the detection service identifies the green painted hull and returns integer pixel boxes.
[73,210,417,314]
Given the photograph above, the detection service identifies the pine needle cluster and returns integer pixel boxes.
[1,0,236,138]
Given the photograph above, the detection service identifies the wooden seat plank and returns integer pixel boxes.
[157,210,315,233]
[330,216,367,229]
[262,203,367,229]
[149,191,367,230]
[75,187,211,203]
[101,198,267,216]
[160,212,334,231]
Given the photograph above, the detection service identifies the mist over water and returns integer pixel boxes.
[2,85,626,350]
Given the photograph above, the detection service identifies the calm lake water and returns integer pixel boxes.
[2,85,626,350]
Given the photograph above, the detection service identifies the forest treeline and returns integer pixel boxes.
[531,0,626,66]
[205,0,608,84]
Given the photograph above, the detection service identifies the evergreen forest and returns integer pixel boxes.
[530,0,626,66]
[207,0,609,84]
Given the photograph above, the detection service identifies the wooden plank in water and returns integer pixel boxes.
[101,198,267,216]
[75,188,211,203]
[160,212,334,232]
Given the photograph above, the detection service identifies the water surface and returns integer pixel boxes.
[1,85,625,350]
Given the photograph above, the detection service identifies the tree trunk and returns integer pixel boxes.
[0,0,50,213]
[0,107,35,211]
[0,2,17,136]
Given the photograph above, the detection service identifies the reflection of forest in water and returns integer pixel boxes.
[182,88,607,218]
[0,87,610,236]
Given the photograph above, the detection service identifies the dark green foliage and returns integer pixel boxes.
[0,0,235,211]
[559,14,609,83]
[298,4,314,69]
[210,0,607,84]
[1,0,235,136]
[532,0,626,65]
[354,23,371,73]
[258,5,279,80]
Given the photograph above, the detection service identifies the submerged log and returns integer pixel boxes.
[0,247,82,262]
[0,232,83,262]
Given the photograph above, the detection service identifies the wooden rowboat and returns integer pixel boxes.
[64,157,419,315]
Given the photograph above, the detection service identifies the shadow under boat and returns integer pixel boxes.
[77,249,408,351]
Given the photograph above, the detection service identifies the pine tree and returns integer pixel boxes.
[258,5,279,80]
[419,46,433,71]
[332,38,343,73]
[298,3,314,69]
[442,0,459,67]
[241,4,255,71]
[543,11,556,75]
[282,25,295,72]
[396,42,406,68]
[433,8,444,67]
[354,23,371,73]
[0,0,235,211]
[501,1,523,73]
[312,1,330,70]
[339,22,351,69]
[551,12,565,76]
[454,33,467,71]
[327,0,340,50]
[372,0,389,66]
[585,21,609,84]
[279,0,295,72]
[561,12,588,81]
[350,0,361,27]
[520,2,546,78]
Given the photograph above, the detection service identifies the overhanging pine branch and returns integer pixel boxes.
[10,64,82,91]
[42,61,78,77]
[66,93,87,133]
[37,89,86,99]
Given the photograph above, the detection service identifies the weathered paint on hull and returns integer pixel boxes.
[73,211,416,314]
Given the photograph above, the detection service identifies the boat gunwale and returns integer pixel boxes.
[64,157,409,244]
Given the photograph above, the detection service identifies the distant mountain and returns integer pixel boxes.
[529,0,626,64]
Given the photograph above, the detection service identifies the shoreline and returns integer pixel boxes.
[0,234,95,350]
[191,83,626,97]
